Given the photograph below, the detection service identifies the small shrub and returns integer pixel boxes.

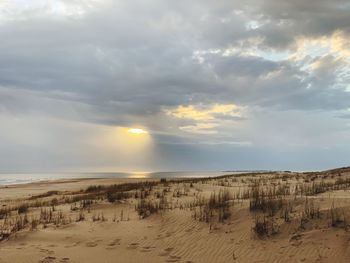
[18,204,28,214]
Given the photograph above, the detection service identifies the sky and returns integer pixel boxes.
[0,0,350,172]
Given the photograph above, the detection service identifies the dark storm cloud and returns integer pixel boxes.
[0,0,349,123]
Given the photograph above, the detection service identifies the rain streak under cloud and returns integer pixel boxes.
[0,0,350,172]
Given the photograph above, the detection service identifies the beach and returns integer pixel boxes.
[1,169,350,262]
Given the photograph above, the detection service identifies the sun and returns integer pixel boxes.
[127,128,148,134]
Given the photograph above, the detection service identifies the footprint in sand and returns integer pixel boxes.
[64,242,80,248]
[60,258,70,263]
[166,255,182,262]
[105,238,121,249]
[39,256,56,263]
[127,242,139,249]
[158,247,174,257]
[140,246,156,252]
[48,244,57,248]
[86,242,98,247]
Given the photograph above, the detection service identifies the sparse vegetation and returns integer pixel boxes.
[2,167,350,245]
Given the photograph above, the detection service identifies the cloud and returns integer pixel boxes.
[165,104,244,134]
[165,104,242,121]
[1,0,349,116]
[179,123,219,134]
[0,0,350,171]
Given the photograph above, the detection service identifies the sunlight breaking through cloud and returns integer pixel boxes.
[165,104,242,121]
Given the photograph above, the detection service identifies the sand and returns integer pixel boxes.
[1,170,350,263]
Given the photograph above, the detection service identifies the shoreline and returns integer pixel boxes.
[0,171,227,187]
[0,170,268,187]
[0,177,160,201]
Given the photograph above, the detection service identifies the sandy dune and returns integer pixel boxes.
[1,169,350,262]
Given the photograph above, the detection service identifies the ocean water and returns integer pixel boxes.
[0,171,243,185]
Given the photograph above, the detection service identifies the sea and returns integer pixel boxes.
[0,171,253,186]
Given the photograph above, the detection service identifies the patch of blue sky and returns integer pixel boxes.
[255,49,290,62]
